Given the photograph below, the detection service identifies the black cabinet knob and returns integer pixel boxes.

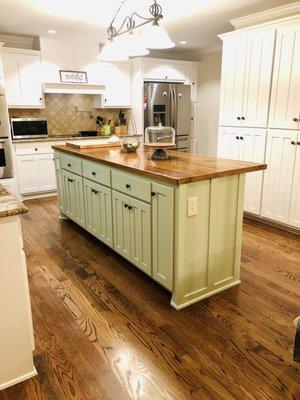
[92,171,96,176]
[297,142,300,145]
[68,178,73,183]
[124,203,128,208]
[165,76,168,79]
[128,205,132,210]
[68,163,71,167]
[237,117,241,120]
[236,136,240,140]
[293,117,299,122]
[291,141,296,145]
[240,136,244,140]
[35,148,38,151]
[125,184,131,189]
[241,117,245,120]
[151,191,156,197]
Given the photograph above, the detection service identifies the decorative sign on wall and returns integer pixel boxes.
[59,70,88,84]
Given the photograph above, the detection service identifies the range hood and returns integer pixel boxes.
[43,82,105,95]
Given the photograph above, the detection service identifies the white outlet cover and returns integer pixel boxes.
[188,196,198,216]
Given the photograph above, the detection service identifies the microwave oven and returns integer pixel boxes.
[11,118,48,140]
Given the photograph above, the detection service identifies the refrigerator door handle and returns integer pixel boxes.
[173,88,177,131]
[169,88,173,127]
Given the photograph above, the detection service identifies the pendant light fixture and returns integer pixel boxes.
[98,0,174,61]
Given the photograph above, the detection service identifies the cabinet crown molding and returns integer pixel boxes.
[230,2,300,29]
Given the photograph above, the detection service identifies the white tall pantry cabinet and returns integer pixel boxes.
[218,14,300,230]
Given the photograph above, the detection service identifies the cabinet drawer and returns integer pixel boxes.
[112,171,151,203]
[15,142,54,155]
[82,161,111,187]
[61,154,82,175]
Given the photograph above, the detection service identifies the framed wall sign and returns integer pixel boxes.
[59,70,88,84]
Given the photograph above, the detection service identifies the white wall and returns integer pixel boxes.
[196,50,222,157]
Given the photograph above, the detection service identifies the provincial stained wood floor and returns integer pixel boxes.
[1,197,299,400]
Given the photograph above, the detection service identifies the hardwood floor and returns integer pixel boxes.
[0,196,299,400]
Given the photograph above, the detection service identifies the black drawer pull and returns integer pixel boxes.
[128,205,132,210]
[68,163,71,167]
[124,203,128,208]
[151,191,156,197]
[92,171,96,176]
[125,184,131,189]
[68,178,73,183]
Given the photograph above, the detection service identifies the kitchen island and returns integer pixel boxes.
[52,145,266,309]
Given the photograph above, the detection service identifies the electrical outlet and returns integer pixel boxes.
[188,196,197,216]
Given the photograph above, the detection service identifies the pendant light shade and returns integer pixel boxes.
[98,39,129,61]
[115,32,149,57]
[141,21,175,49]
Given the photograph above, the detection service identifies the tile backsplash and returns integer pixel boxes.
[9,94,128,136]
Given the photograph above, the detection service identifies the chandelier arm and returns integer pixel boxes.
[107,0,163,40]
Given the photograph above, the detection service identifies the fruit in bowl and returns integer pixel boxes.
[121,137,141,153]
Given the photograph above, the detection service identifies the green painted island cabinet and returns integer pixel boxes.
[53,147,265,309]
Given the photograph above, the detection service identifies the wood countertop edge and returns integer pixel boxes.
[52,145,267,186]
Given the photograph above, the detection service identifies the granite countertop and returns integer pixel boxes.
[52,145,267,185]
[0,186,28,218]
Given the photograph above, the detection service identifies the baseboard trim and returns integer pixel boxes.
[171,280,241,310]
[244,213,299,235]
[0,368,37,391]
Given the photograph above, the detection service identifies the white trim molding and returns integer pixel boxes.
[230,2,300,29]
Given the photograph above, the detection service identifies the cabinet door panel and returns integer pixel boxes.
[262,130,297,223]
[84,179,113,247]
[112,191,131,260]
[242,29,275,128]
[240,129,266,215]
[218,127,242,159]
[102,63,131,107]
[19,55,43,107]
[219,35,248,126]
[37,154,56,191]
[16,155,39,194]
[152,183,174,290]
[269,24,300,129]
[62,170,85,228]
[289,134,300,228]
[2,55,22,106]
[130,197,152,276]
[185,65,198,102]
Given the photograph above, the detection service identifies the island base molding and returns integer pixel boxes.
[171,174,245,309]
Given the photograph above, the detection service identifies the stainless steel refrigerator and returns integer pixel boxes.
[144,82,191,152]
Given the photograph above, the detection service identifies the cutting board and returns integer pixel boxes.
[66,139,121,149]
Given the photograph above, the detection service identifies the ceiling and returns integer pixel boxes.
[0,0,294,53]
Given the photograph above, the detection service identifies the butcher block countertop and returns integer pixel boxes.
[52,145,267,185]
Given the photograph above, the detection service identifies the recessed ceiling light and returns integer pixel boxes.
[48,29,56,34]
[179,41,187,45]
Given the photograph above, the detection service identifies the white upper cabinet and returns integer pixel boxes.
[219,34,248,127]
[262,130,297,224]
[40,38,101,84]
[143,59,185,81]
[100,62,131,108]
[219,29,275,128]
[269,23,300,130]
[1,50,43,108]
[242,29,275,128]
[289,133,300,228]
[185,65,198,102]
